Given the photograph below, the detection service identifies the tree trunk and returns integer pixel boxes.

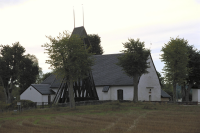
[133,74,139,103]
[68,79,75,109]
[185,84,192,102]
[0,77,8,103]
[172,82,176,103]
[3,87,8,103]
[7,81,13,103]
[181,83,186,101]
[7,89,12,103]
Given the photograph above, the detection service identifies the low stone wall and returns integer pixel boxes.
[144,101,198,105]
[57,100,113,107]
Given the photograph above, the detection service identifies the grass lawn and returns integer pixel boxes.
[0,101,200,133]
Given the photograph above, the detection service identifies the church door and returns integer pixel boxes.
[48,95,51,104]
[117,89,123,100]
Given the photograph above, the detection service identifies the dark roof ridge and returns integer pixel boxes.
[74,26,84,28]
[41,74,53,84]
[30,84,43,95]
[31,84,55,95]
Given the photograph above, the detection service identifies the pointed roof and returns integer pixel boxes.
[71,26,87,37]
[41,74,56,84]
[31,84,55,95]
[92,54,134,86]
[161,89,171,98]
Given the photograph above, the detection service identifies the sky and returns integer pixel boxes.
[0,0,200,75]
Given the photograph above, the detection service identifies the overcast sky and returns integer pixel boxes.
[0,0,200,75]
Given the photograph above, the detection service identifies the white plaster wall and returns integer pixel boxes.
[138,57,161,101]
[51,95,55,102]
[198,90,200,102]
[161,98,169,101]
[42,95,48,102]
[96,87,111,100]
[111,86,133,100]
[52,88,58,93]
[51,88,58,102]
[20,86,42,102]
[96,87,103,100]
[96,86,133,100]
[192,89,198,102]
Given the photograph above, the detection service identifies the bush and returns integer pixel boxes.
[6,100,35,110]
[0,101,9,110]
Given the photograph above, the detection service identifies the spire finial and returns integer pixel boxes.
[82,4,84,27]
[73,6,75,28]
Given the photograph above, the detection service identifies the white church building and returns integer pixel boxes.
[20,26,171,103]
[20,53,171,103]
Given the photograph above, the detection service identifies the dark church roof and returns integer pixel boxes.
[161,89,171,98]
[39,54,133,88]
[41,74,55,84]
[71,26,87,37]
[92,54,134,86]
[31,84,55,95]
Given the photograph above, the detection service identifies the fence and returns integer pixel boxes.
[0,100,199,113]
[143,101,198,105]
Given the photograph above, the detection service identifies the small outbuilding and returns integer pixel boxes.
[161,89,171,101]
[192,86,200,104]
[20,84,55,105]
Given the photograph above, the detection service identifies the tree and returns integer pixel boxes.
[18,54,40,94]
[87,34,104,55]
[0,42,25,103]
[0,42,40,103]
[42,31,94,108]
[182,45,200,101]
[156,71,164,88]
[41,72,52,82]
[35,67,43,84]
[0,79,6,102]
[161,37,189,102]
[117,38,150,102]
[157,71,173,98]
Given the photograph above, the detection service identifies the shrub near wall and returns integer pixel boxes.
[5,100,35,110]
[0,101,8,110]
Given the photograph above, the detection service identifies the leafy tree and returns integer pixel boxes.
[42,31,94,108]
[163,83,173,98]
[0,83,6,102]
[0,42,25,103]
[156,71,173,98]
[156,71,164,88]
[41,72,52,82]
[117,38,150,102]
[161,37,189,102]
[87,34,104,55]
[182,45,200,101]
[0,42,40,103]
[35,67,43,84]
[18,54,40,94]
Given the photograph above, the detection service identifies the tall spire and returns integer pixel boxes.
[82,4,84,27]
[73,6,75,28]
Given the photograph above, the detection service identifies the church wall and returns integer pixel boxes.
[96,86,133,100]
[20,86,42,103]
[138,57,161,101]
[52,88,58,93]
[96,57,161,101]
